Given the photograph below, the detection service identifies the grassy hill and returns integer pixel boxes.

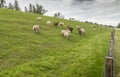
[0,8,112,77]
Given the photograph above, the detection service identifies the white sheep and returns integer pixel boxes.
[91,25,96,30]
[61,30,71,39]
[81,28,85,33]
[77,27,85,35]
[63,31,70,39]
[37,17,42,21]
[59,22,64,26]
[61,30,71,35]
[33,25,40,32]
[46,21,51,26]
[61,30,66,35]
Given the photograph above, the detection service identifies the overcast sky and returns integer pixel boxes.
[6,0,120,26]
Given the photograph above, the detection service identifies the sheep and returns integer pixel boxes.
[46,21,51,26]
[61,30,66,35]
[33,25,40,32]
[77,27,85,35]
[66,25,74,33]
[37,17,42,21]
[61,30,71,39]
[54,22,59,27]
[61,30,71,35]
[91,25,96,30]
[59,22,64,26]
[63,31,70,39]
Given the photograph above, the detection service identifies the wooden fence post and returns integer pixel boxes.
[104,31,114,77]
[105,57,113,77]
[109,40,113,57]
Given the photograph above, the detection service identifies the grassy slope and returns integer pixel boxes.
[115,29,120,77]
[0,8,111,77]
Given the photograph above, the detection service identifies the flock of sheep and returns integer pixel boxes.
[33,17,86,39]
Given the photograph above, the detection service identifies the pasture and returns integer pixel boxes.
[0,8,112,77]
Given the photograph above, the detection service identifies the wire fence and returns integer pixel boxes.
[102,29,115,77]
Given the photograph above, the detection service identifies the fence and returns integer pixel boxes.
[102,30,115,77]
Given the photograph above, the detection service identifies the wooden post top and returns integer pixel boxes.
[106,57,113,60]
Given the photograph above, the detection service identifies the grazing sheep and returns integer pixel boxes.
[93,28,96,30]
[66,25,74,33]
[61,30,66,35]
[61,30,71,35]
[91,25,95,28]
[54,22,59,27]
[37,17,42,21]
[33,25,40,32]
[61,30,71,39]
[59,22,64,26]
[77,27,85,35]
[91,25,96,30]
[47,21,51,26]
[63,31,70,39]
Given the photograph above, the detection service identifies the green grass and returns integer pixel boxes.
[115,29,120,77]
[0,8,112,77]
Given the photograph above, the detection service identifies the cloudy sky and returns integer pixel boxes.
[6,0,120,26]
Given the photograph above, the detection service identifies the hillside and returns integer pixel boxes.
[0,8,112,77]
